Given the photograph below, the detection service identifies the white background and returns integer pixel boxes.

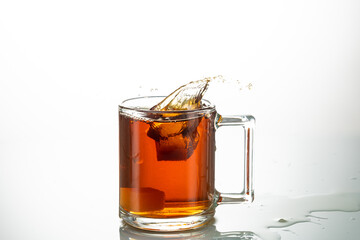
[1,0,360,239]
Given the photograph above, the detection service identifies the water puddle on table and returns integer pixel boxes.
[215,192,360,240]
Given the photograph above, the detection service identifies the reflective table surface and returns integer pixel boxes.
[1,136,359,240]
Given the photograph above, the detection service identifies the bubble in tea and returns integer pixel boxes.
[147,79,211,161]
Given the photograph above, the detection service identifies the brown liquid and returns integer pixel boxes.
[119,111,216,218]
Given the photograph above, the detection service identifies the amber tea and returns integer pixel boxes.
[119,109,217,218]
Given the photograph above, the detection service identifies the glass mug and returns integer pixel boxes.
[119,96,255,231]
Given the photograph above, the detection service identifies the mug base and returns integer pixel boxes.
[119,208,215,232]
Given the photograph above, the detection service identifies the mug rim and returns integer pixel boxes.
[119,96,216,114]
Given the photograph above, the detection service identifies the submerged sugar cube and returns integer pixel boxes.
[147,118,201,161]
[147,79,210,161]
[120,187,165,212]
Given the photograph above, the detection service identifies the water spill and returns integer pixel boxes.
[214,192,360,240]
[281,229,296,235]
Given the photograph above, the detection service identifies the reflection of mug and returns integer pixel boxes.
[119,96,255,231]
[119,220,260,240]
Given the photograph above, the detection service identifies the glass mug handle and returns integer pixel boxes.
[215,114,255,204]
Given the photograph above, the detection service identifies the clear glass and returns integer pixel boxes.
[119,96,255,231]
